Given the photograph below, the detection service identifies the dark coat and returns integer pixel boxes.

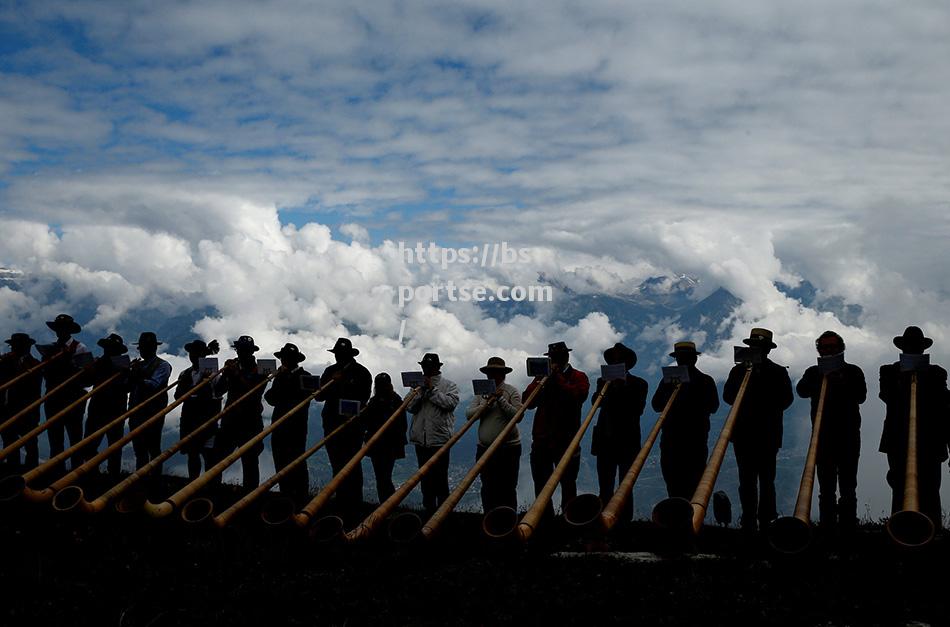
[362,390,407,460]
[175,366,223,453]
[525,365,590,457]
[264,366,313,436]
[796,362,866,454]
[723,358,793,449]
[591,373,648,457]
[213,360,268,446]
[878,361,949,462]
[1,354,43,428]
[652,366,719,447]
[84,358,130,424]
[319,360,372,433]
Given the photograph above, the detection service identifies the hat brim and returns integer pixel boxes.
[97,339,129,354]
[544,349,572,356]
[275,351,306,362]
[894,336,933,350]
[328,348,359,356]
[419,361,443,367]
[670,349,701,357]
[480,365,513,374]
[743,338,777,349]
[5,338,36,346]
[134,341,164,347]
[46,320,82,334]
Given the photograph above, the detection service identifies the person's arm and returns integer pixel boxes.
[651,379,671,413]
[173,370,190,400]
[523,379,542,408]
[465,394,486,419]
[796,366,817,399]
[777,365,794,410]
[722,365,744,405]
[633,377,648,418]
[851,365,868,405]
[561,370,590,403]
[142,360,173,391]
[879,365,892,403]
[428,379,460,411]
[497,384,522,419]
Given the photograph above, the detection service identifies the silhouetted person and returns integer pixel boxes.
[653,341,719,499]
[524,341,590,515]
[319,338,372,515]
[127,332,171,470]
[82,334,130,476]
[42,314,90,471]
[264,343,312,504]
[591,343,647,523]
[723,328,793,533]
[175,339,221,480]
[408,353,459,514]
[468,357,523,513]
[213,336,268,488]
[1,333,42,470]
[796,331,866,533]
[362,373,407,503]
[879,326,948,530]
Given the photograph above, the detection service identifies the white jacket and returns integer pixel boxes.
[408,374,460,447]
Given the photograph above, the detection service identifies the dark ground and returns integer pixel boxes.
[1,474,948,627]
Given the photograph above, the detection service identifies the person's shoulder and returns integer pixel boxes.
[880,362,900,374]
[628,374,648,387]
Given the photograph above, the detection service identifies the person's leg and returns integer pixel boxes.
[559,455,580,512]
[733,443,757,531]
[371,455,396,503]
[837,433,860,532]
[816,455,838,529]
[415,445,436,511]
[885,452,905,515]
[65,400,87,469]
[500,444,521,512]
[596,452,615,505]
[757,447,778,529]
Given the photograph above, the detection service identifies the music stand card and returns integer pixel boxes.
[300,374,321,391]
[257,359,278,376]
[662,365,691,384]
[601,363,627,381]
[818,353,845,374]
[339,399,361,416]
[472,379,497,396]
[401,371,425,388]
[900,353,930,372]
[72,352,94,368]
[199,357,219,376]
[110,355,131,370]
[733,346,763,365]
[526,357,550,378]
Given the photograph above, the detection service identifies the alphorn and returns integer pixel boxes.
[335,394,496,544]
[415,377,549,541]
[0,357,96,435]
[145,372,336,519]
[50,372,227,513]
[0,380,179,502]
[886,372,935,547]
[180,373,356,525]
[0,350,66,395]
[0,370,123,464]
[201,405,372,528]
[286,388,420,529]
[768,376,827,553]
[565,382,683,532]
[482,379,611,542]
[652,366,752,534]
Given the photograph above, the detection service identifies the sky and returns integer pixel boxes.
[2,1,950,519]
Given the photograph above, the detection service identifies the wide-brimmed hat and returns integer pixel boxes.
[46,314,81,335]
[231,335,260,352]
[328,337,359,356]
[894,326,933,351]
[184,339,218,356]
[5,333,36,348]
[274,342,306,363]
[743,327,777,349]
[134,332,163,347]
[419,353,443,369]
[604,342,637,369]
[479,356,513,375]
[97,333,128,355]
[670,341,702,358]
[544,341,572,356]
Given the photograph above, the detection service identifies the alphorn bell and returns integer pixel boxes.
[285,388,420,530]
[0,350,66,395]
[0,379,179,502]
[653,365,753,534]
[768,376,828,553]
[50,371,226,513]
[416,377,549,542]
[886,372,935,547]
[148,372,337,520]
[483,379,612,542]
[565,382,683,532]
[202,402,375,528]
[0,369,123,465]
[337,393,498,544]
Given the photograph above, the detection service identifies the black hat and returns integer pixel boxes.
[97,333,128,355]
[184,339,218,357]
[232,335,260,352]
[479,356,513,375]
[894,326,933,351]
[375,372,392,384]
[604,342,637,369]
[134,332,163,347]
[328,337,359,356]
[274,343,306,363]
[669,341,702,358]
[4,333,36,348]
[418,353,443,369]
[544,341,572,356]
[46,314,81,335]
[742,327,777,349]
